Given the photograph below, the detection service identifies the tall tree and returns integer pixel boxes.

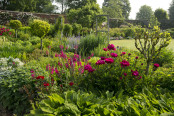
[154,8,168,21]
[67,2,104,28]
[136,5,154,20]
[119,0,131,19]
[169,0,174,20]
[102,0,123,18]
[0,0,56,13]
[102,0,131,19]
[55,0,68,13]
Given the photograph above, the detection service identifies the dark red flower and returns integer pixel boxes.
[36,76,44,80]
[124,73,127,76]
[84,64,92,70]
[135,56,139,59]
[69,82,74,86]
[128,53,131,56]
[43,82,49,87]
[88,68,95,73]
[122,52,126,55]
[101,57,105,60]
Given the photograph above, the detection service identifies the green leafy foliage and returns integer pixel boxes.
[78,33,107,56]
[63,24,73,37]
[30,19,50,38]
[9,20,22,30]
[72,23,82,36]
[136,5,154,20]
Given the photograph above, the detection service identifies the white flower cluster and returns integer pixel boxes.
[0,57,24,79]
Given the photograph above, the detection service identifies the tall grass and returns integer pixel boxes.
[78,34,108,56]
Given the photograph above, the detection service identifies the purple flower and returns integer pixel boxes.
[107,44,115,50]
[124,73,127,76]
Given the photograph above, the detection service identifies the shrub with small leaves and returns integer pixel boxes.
[72,23,82,36]
[63,24,73,37]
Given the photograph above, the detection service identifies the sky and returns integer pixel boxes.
[97,0,173,19]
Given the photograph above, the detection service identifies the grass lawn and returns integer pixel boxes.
[110,39,174,52]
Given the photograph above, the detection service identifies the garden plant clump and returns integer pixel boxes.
[0,16,174,116]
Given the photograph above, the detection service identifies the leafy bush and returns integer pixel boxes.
[63,24,73,37]
[29,36,41,45]
[78,34,107,56]
[27,90,120,116]
[81,27,90,36]
[30,19,50,38]
[0,65,50,115]
[72,23,82,36]
[54,16,64,34]
[9,20,22,30]
[18,31,30,41]
[153,48,174,66]
[9,20,22,38]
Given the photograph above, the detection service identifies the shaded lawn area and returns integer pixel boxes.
[110,39,174,52]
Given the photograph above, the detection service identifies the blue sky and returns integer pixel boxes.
[97,0,172,19]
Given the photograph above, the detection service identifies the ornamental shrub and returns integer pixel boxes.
[63,24,73,37]
[30,19,50,49]
[72,23,82,36]
[30,19,50,38]
[9,20,22,38]
[54,16,64,34]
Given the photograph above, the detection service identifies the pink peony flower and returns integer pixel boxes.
[103,48,108,51]
[120,60,130,67]
[96,60,105,65]
[101,57,105,60]
[55,68,59,74]
[111,53,118,57]
[122,52,126,55]
[132,70,139,77]
[107,44,115,50]
[105,58,114,63]
[84,64,92,70]
[124,73,127,76]
[154,63,160,68]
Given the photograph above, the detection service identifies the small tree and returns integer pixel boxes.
[30,19,50,50]
[136,5,153,21]
[9,20,22,38]
[134,26,171,76]
[154,8,169,21]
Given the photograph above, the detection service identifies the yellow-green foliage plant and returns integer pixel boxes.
[9,20,22,38]
[30,19,50,50]
[134,26,171,76]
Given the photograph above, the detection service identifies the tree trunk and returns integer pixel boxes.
[145,61,151,76]
[41,38,43,50]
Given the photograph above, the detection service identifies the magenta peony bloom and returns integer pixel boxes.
[84,64,92,70]
[111,53,118,57]
[124,73,127,76]
[88,68,95,73]
[105,58,114,63]
[103,48,108,51]
[96,60,105,65]
[101,57,105,60]
[107,44,115,50]
[154,63,160,68]
[120,60,130,67]
[55,68,59,74]
[122,52,126,55]
[132,70,139,76]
